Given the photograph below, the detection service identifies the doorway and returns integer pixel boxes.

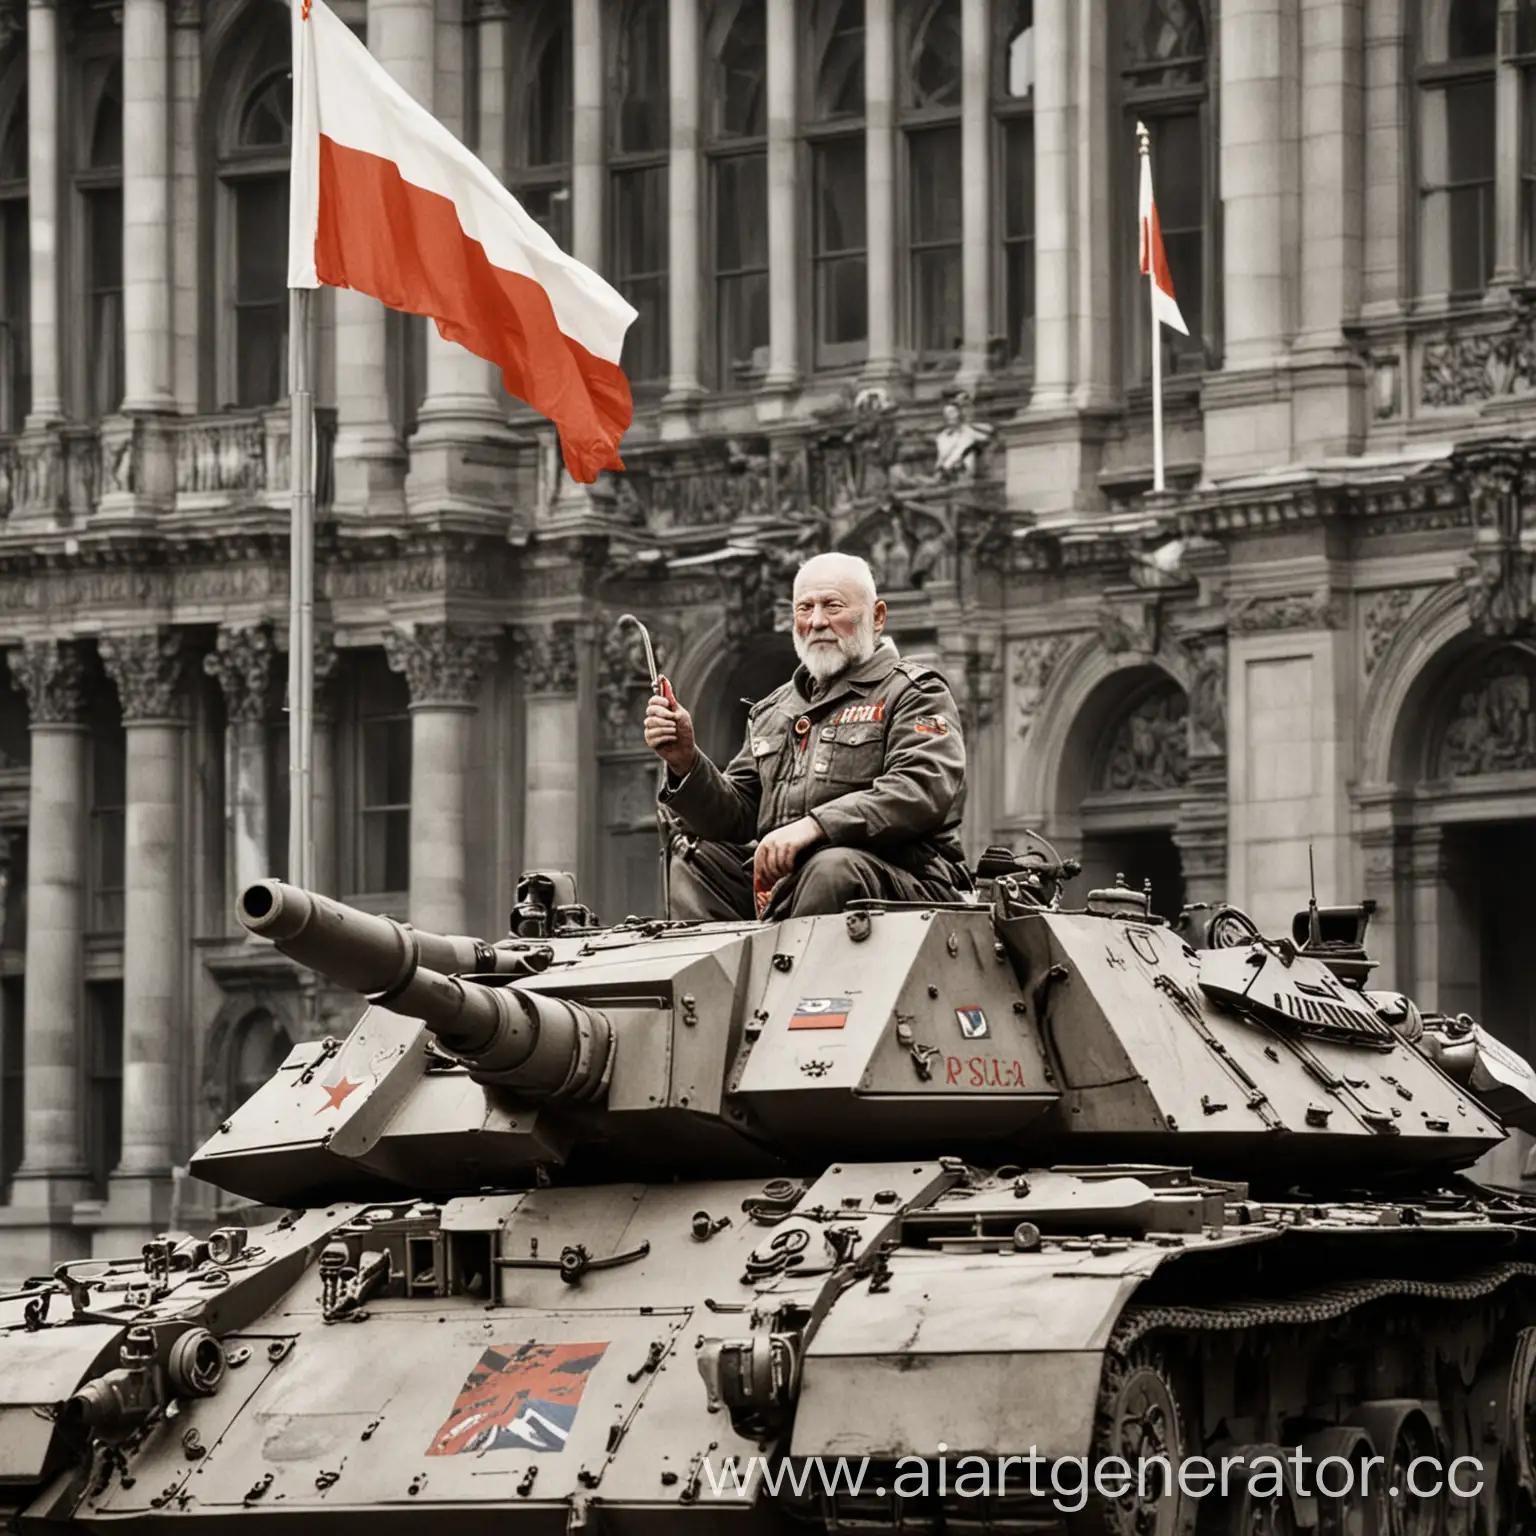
[1075,829,1186,923]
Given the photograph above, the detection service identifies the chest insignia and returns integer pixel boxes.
[827,700,886,727]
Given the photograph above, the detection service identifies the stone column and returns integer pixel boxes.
[203,625,275,917]
[863,0,897,381]
[1219,0,1290,369]
[761,0,798,401]
[1073,0,1114,407]
[1292,0,1365,457]
[25,0,63,426]
[5,642,87,1218]
[1495,0,1521,291]
[98,629,185,1205]
[519,622,581,871]
[957,0,989,388]
[121,0,174,412]
[571,0,604,271]
[662,0,703,423]
[1362,0,1409,314]
[170,0,200,412]
[1029,0,1072,407]
[384,622,499,934]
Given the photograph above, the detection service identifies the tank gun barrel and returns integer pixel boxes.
[237,880,610,1099]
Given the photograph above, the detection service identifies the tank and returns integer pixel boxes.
[8,837,1536,1536]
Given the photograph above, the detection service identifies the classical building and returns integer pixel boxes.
[4,0,1536,1271]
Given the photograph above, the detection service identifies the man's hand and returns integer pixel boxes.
[754,815,824,890]
[643,676,697,777]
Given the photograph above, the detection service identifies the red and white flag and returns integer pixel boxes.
[287,0,637,483]
[1137,128,1188,338]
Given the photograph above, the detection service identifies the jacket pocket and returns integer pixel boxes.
[821,721,885,784]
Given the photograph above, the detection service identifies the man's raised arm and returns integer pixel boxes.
[644,676,762,844]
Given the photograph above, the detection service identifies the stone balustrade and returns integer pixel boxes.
[0,408,336,524]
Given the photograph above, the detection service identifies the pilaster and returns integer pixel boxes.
[517,621,582,874]
[203,623,276,917]
[384,622,500,933]
[862,0,898,383]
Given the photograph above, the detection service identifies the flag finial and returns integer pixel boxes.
[1136,120,1150,155]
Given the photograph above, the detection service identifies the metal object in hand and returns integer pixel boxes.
[617,613,661,694]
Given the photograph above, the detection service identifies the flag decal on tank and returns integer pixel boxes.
[956,1006,989,1039]
[789,997,852,1030]
[426,1341,608,1456]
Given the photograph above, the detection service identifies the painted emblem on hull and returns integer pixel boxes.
[426,1341,608,1456]
[789,997,852,1030]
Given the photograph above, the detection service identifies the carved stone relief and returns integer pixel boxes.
[382,622,500,708]
[1099,686,1190,792]
[1010,635,1074,740]
[99,628,189,721]
[203,623,276,724]
[1227,589,1343,634]
[518,620,580,695]
[8,639,86,724]
[1420,307,1536,409]
[1360,588,1422,678]
[1436,650,1536,778]
[1184,635,1227,758]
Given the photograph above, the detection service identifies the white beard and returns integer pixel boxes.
[794,611,879,683]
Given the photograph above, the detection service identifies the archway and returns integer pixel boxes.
[1374,629,1536,1186]
[1054,666,1190,922]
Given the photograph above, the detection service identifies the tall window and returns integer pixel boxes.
[217,14,290,406]
[808,0,867,368]
[902,0,962,365]
[994,0,1033,368]
[89,721,125,935]
[1521,0,1536,268]
[347,652,410,900]
[84,979,122,1197]
[0,975,20,1196]
[1417,0,1496,298]
[706,0,768,387]
[78,60,123,419]
[0,80,29,433]
[609,0,669,383]
[1120,0,1210,380]
[509,2,573,251]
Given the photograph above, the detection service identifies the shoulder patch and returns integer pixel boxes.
[913,713,950,736]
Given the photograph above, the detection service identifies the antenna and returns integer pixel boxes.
[1307,843,1322,947]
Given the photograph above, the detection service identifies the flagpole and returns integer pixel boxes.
[287,284,315,892]
[1138,121,1164,495]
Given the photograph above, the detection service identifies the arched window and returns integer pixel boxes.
[76,59,123,419]
[807,0,867,368]
[213,6,290,408]
[901,0,963,366]
[229,1009,292,1111]
[0,68,28,434]
[508,2,573,251]
[1118,0,1212,381]
[993,0,1033,369]
[705,0,768,387]
[608,0,669,384]
[1418,0,1497,299]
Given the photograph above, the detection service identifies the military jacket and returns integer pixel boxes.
[661,639,967,876]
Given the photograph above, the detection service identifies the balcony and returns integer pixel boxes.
[0,407,337,527]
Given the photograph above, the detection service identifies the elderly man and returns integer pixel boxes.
[643,551,969,920]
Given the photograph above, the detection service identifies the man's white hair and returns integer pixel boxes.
[793,551,878,606]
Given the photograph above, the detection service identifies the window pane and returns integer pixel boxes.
[235,177,289,406]
[613,165,668,379]
[710,0,766,138]
[615,0,668,153]
[817,256,867,349]
[86,188,124,419]
[1,975,22,1193]
[718,270,769,383]
[995,0,1033,100]
[363,809,410,894]
[907,0,962,108]
[1002,117,1034,364]
[1447,79,1496,294]
[517,184,572,250]
[269,722,289,883]
[912,249,961,353]
[1449,0,1498,59]
[528,17,572,166]
[1521,0,1536,55]
[362,716,411,807]
[239,72,291,149]
[85,979,123,1197]
[909,126,962,243]
[1125,0,1206,86]
[815,136,866,254]
[2,199,29,431]
[715,152,767,272]
[815,0,865,118]
[90,68,122,169]
[0,98,25,183]
[1003,117,1034,241]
